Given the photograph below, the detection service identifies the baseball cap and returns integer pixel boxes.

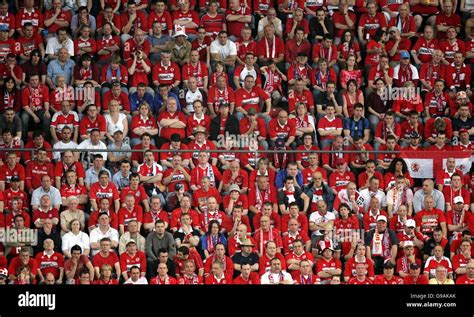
[192,126,208,136]
[456,91,467,99]
[389,26,398,33]
[275,137,285,148]
[170,133,181,142]
[383,261,395,269]
[335,158,346,166]
[228,184,241,193]
[376,215,387,223]
[10,175,20,182]
[240,239,255,247]
[247,107,257,116]
[405,219,416,228]
[459,129,468,135]
[403,240,414,248]
[409,263,420,270]
[400,51,410,59]
[0,24,9,32]
[111,81,121,87]
[409,131,421,139]
[454,196,464,204]
[126,239,136,246]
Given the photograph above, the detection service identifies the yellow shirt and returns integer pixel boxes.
[428,278,455,285]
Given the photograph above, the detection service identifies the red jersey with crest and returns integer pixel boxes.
[358,13,387,40]
[25,161,54,191]
[35,251,64,279]
[79,115,107,137]
[268,119,296,140]
[89,182,120,211]
[119,251,146,273]
[17,34,42,58]
[414,208,446,236]
[177,274,203,285]
[0,13,15,31]
[412,38,439,63]
[44,9,71,34]
[445,63,472,90]
[147,11,172,34]
[0,163,25,189]
[15,8,44,33]
[315,257,342,282]
[191,36,212,63]
[171,10,200,36]
[182,61,208,89]
[143,209,169,226]
[174,250,204,276]
[32,208,59,224]
[258,252,287,275]
[152,61,181,85]
[118,206,144,231]
[329,171,355,193]
[373,275,404,284]
[170,208,200,229]
[235,86,269,113]
[120,11,148,36]
[439,39,465,64]
[96,35,121,62]
[281,231,310,255]
[287,89,314,114]
[344,256,375,279]
[207,86,235,115]
[122,37,151,61]
[21,84,49,111]
[150,275,178,285]
[236,39,257,62]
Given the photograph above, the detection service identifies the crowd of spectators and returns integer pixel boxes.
[0,0,473,285]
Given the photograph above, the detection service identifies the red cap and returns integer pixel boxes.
[459,129,468,134]
[335,158,346,165]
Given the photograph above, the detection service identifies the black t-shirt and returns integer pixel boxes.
[423,238,451,259]
[364,229,399,250]
[452,117,474,141]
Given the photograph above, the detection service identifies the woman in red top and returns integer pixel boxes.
[339,54,363,90]
[94,264,119,285]
[130,102,159,146]
[337,31,361,67]
[334,203,360,259]
[73,54,100,87]
[341,79,364,118]
[384,158,414,191]
[0,77,21,113]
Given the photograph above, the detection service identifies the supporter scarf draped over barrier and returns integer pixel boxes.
[401,151,472,179]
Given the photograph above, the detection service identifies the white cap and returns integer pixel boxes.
[376,215,387,223]
[403,240,414,248]
[173,25,188,38]
[405,219,416,228]
[453,196,464,204]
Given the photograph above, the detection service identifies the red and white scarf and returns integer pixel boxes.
[259,227,274,255]
[372,230,391,261]
[265,37,276,59]
[255,186,270,210]
[268,272,285,284]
